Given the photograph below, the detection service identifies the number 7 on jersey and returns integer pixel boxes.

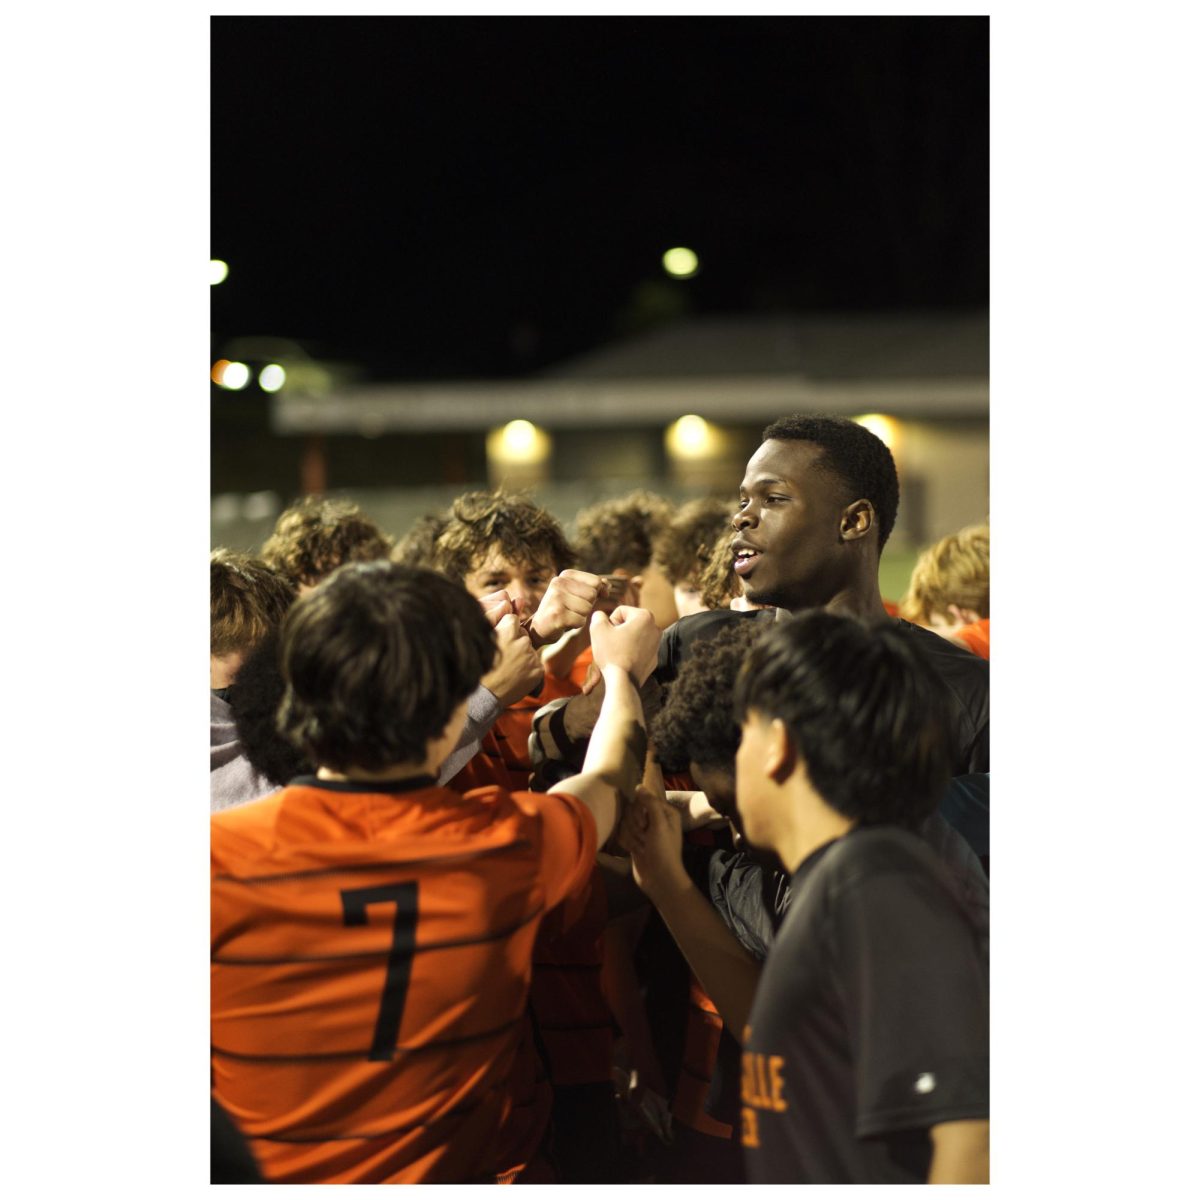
[341,882,419,1062]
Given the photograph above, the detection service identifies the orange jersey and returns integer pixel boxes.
[529,865,614,1087]
[211,775,597,1184]
[450,669,581,794]
[954,617,990,660]
[567,644,594,692]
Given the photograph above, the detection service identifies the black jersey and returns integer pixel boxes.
[656,608,989,774]
[741,827,988,1183]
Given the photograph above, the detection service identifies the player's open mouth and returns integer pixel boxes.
[732,547,761,577]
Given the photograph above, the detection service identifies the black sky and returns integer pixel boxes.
[211,16,988,379]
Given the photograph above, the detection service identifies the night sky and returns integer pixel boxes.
[211,16,989,381]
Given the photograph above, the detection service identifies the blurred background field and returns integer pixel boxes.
[212,17,988,580]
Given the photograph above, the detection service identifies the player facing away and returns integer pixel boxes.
[731,611,989,1183]
[210,562,659,1184]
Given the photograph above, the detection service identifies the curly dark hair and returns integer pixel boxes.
[230,630,312,788]
[697,529,741,611]
[392,511,449,569]
[571,490,673,575]
[653,497,735,586]
[761,414,900,551]
[210,549,297,658]
[433,490,575,583]
[652,620,771,773]
[261,496,395,587]
[277,562,495,773]
[733,610,952,828]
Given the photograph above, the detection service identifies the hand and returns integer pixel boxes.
[529,569,604,645]
[480,613,544,708]
[621,784,688,902]
[595,573,637,615]
[589,606,661,685]
[477,590,516,628]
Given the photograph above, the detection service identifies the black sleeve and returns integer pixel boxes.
[830,865,989,1139]
[683,846,789,962]
[655,619,682,684]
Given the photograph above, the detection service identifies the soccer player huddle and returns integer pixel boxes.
[210,414,990,1184]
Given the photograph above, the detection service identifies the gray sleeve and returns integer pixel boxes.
[437,685,502,786]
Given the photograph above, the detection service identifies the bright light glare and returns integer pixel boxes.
[853,413,899,450]
[488,419,550,465]
[259,364,287,392]
[662,247,699,278]
[219,361,251,390]
[211,359,231,385]
[210,259,229,285]
[666,414,715,459]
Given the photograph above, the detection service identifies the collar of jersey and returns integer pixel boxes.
[289,773,438,794]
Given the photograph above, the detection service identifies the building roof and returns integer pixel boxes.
[272,311,989,434]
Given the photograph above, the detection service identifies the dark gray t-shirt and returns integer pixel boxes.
[741,826,988,1183]
[656,608,990,774]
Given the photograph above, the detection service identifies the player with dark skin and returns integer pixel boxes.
[730,437,888,619]
[534,417,906,755]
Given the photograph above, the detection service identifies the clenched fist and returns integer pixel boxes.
[477,590,517,628]
[529,569,605,646]
[589,606,661,685]
[481,613,544,708]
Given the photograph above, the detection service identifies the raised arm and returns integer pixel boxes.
[548,607,660,846]
[621,783,763,1040]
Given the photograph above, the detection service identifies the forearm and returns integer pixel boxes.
[666,790,727,832]
[550,667,646,847]
[530,689,604,767]
[648,875,763,1040]
[541,625,591,678]
[927,1119,989,1183]
[531,675,662,768]
[437,685,502,785]
[582,666,646,783]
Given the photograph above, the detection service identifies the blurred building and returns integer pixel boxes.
[212,311,987,593]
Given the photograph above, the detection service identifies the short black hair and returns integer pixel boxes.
[278,562,495,773]
[761,414,900,550]
[652,620,770,773]
[230,630,312,788]
[733,610,951,828]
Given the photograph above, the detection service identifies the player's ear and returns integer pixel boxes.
[764,719,796,783]
[839,499,875,543]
